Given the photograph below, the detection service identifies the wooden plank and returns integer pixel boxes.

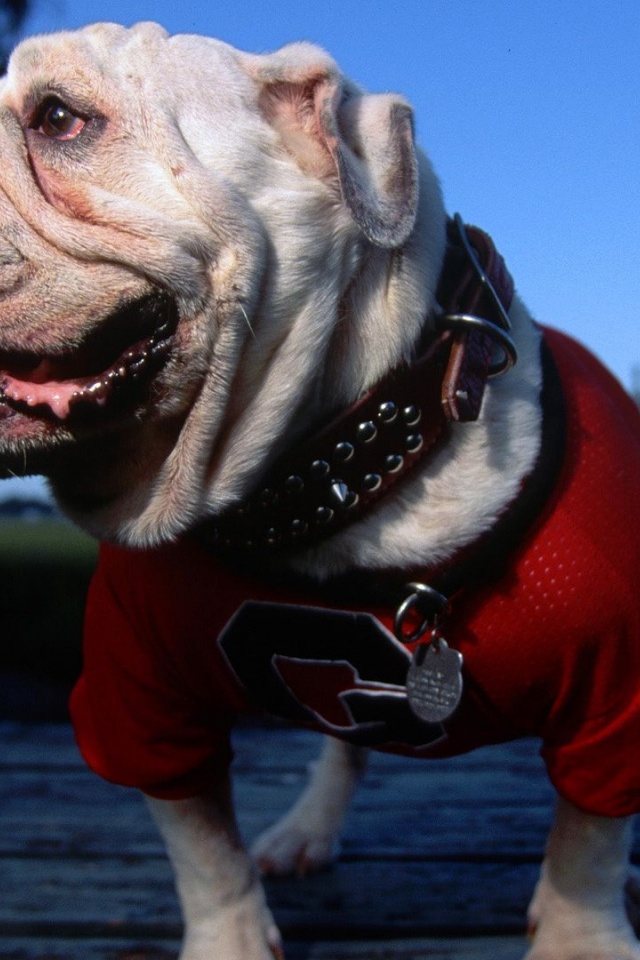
[0,759,557,819]
[289,937,529,960]
[0,721,84,768]
[0,769,555,859]
[0,856,536,935]
[0,759,557,813]
[0,934,528,960]
[1,720,637,960]
[0,806,555,861]
[1,722,638,859]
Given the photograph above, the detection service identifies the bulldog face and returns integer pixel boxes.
[0,22,430,545]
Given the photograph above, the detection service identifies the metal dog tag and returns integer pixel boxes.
[406,638,463,723]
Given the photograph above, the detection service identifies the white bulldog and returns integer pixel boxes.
[1,22,639,960]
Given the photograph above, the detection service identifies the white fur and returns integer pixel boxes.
[150,741,640,960]
[526,798,639,960]
[147,777,283,960]
[0,23,637,960]
[251,739,368,876]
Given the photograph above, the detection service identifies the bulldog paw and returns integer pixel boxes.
[526,875,640,960]
[251,739,363,877]
[251,813,340,877]
[180,934,283,960]
[179,890,283,960]
[524,920,640,960]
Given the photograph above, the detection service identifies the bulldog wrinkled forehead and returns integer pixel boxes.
[3,22,241,112]
[0,20,346,183]
[10,20,169,66]
[2,21,340,108]
[4,22,166,91]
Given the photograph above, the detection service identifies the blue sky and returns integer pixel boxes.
[4,1,638,503]
[17,0,639,390]
[2,0,640,502]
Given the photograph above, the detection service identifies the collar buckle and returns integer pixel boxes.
[438,215,518,421]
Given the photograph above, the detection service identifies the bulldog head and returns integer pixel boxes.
[0,22,444,545]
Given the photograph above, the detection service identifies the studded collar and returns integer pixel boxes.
[193,216,518,559]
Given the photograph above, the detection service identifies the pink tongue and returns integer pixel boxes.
[3,373,90,420]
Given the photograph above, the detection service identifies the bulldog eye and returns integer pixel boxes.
[32,97,87,140]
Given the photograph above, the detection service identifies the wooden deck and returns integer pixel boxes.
[0,719,623,960]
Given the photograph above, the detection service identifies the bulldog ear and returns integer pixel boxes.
[256,50,419,248]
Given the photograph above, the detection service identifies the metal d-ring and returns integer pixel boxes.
[438,312,518,377]
[449,213,519,377]
[394,582,449,644]
[452,213,512,333]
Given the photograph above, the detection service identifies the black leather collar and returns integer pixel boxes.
[193,216,519,560]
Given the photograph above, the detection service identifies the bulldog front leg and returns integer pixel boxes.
[252,738,368,876]
[527,797,640,960]
[147,777,283,960]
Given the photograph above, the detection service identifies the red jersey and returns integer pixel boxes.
[70,328,640,817]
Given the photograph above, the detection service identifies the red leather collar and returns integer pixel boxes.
[194,216,517,556]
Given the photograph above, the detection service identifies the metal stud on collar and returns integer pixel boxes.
[207,394,438,550]
[357,420,378,443]
[378,401,398,423]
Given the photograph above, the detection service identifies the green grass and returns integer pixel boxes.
[0,518,98,563]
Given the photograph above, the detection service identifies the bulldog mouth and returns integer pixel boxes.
[0,293,178,424]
